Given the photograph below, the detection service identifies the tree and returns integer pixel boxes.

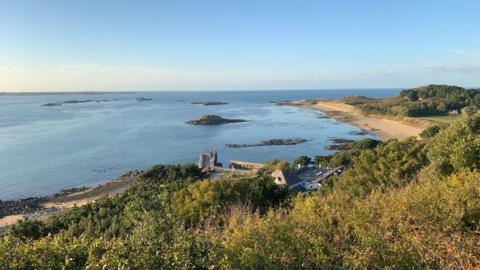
[292,156,311,168]
[141,163,203,182]
[419,125,442,139]
[427,108,480,176]
[262,159,290,172]
[350,138,381,150]
[314,155,331,168]
[172,176,288,226]
[8,219,45,240]
[405,90,418,101]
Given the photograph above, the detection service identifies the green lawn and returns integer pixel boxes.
[421,115,460,124]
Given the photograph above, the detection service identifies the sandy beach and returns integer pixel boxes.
[0,172,137,228]
[284,99,428,141]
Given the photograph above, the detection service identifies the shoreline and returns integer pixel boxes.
[0,171,139,229]
[281,99,429,141]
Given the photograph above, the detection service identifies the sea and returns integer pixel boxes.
[0,89,398,200]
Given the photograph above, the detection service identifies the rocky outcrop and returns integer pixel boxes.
[330,138,356,144]
[349,130,370,135]
[0,197,45,218]
[52,187,89,198]
[325,138,356,150]
[226,138,307,148]
[325,144,351,150]
[186,115,247,125]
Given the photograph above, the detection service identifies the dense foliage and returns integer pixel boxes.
[141,163,203,182]
[292,155,311,167]
[419,124,442,138]
[314,138,381,168]
[427,108,480,176]
[355,84,480,117]
[2,110,480,269]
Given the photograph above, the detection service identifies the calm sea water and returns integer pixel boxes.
[0,89,398,199]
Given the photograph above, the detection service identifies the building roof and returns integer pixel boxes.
[271,169,302,187]
[288,184,307,193]
[312,166,345,183]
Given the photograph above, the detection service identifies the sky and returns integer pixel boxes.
[0,0,479,91]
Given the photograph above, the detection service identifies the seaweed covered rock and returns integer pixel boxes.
[186,115,247,125]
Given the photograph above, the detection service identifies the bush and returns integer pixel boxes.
[172,176,288,226]
[350,138,381,150]
[427,109,480,176]
[141,163,203,182]
[419,125,442,139]
[8,219,45,240]
[292,155,311,167]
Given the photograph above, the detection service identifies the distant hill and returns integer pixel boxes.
[348,84,480,117]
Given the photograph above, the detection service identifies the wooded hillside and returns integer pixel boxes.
[346,84,480,117]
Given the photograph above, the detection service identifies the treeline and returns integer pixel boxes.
[358,84,480,117]
[2,109,480,268]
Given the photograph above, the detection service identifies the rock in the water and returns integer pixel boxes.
[41,99,113,106]
[330,138,355,144]
[42,100,95,106]
[41,102,62,106]
[191,101,228,106]
[348,130,370,135]
[325,138,356,150]
[136,97,153,102]
[226,138,307,148]
[63,100,96,104]
[186,115,246,125]
[325,144,351,150]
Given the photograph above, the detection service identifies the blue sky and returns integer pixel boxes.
[0,0,479,91]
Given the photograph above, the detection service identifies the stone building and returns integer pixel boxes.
[198,149,217,170]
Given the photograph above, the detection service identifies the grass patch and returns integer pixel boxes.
[421,115,460,124]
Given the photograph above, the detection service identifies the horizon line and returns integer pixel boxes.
[3,83,480,94]
[0,87,411,95]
